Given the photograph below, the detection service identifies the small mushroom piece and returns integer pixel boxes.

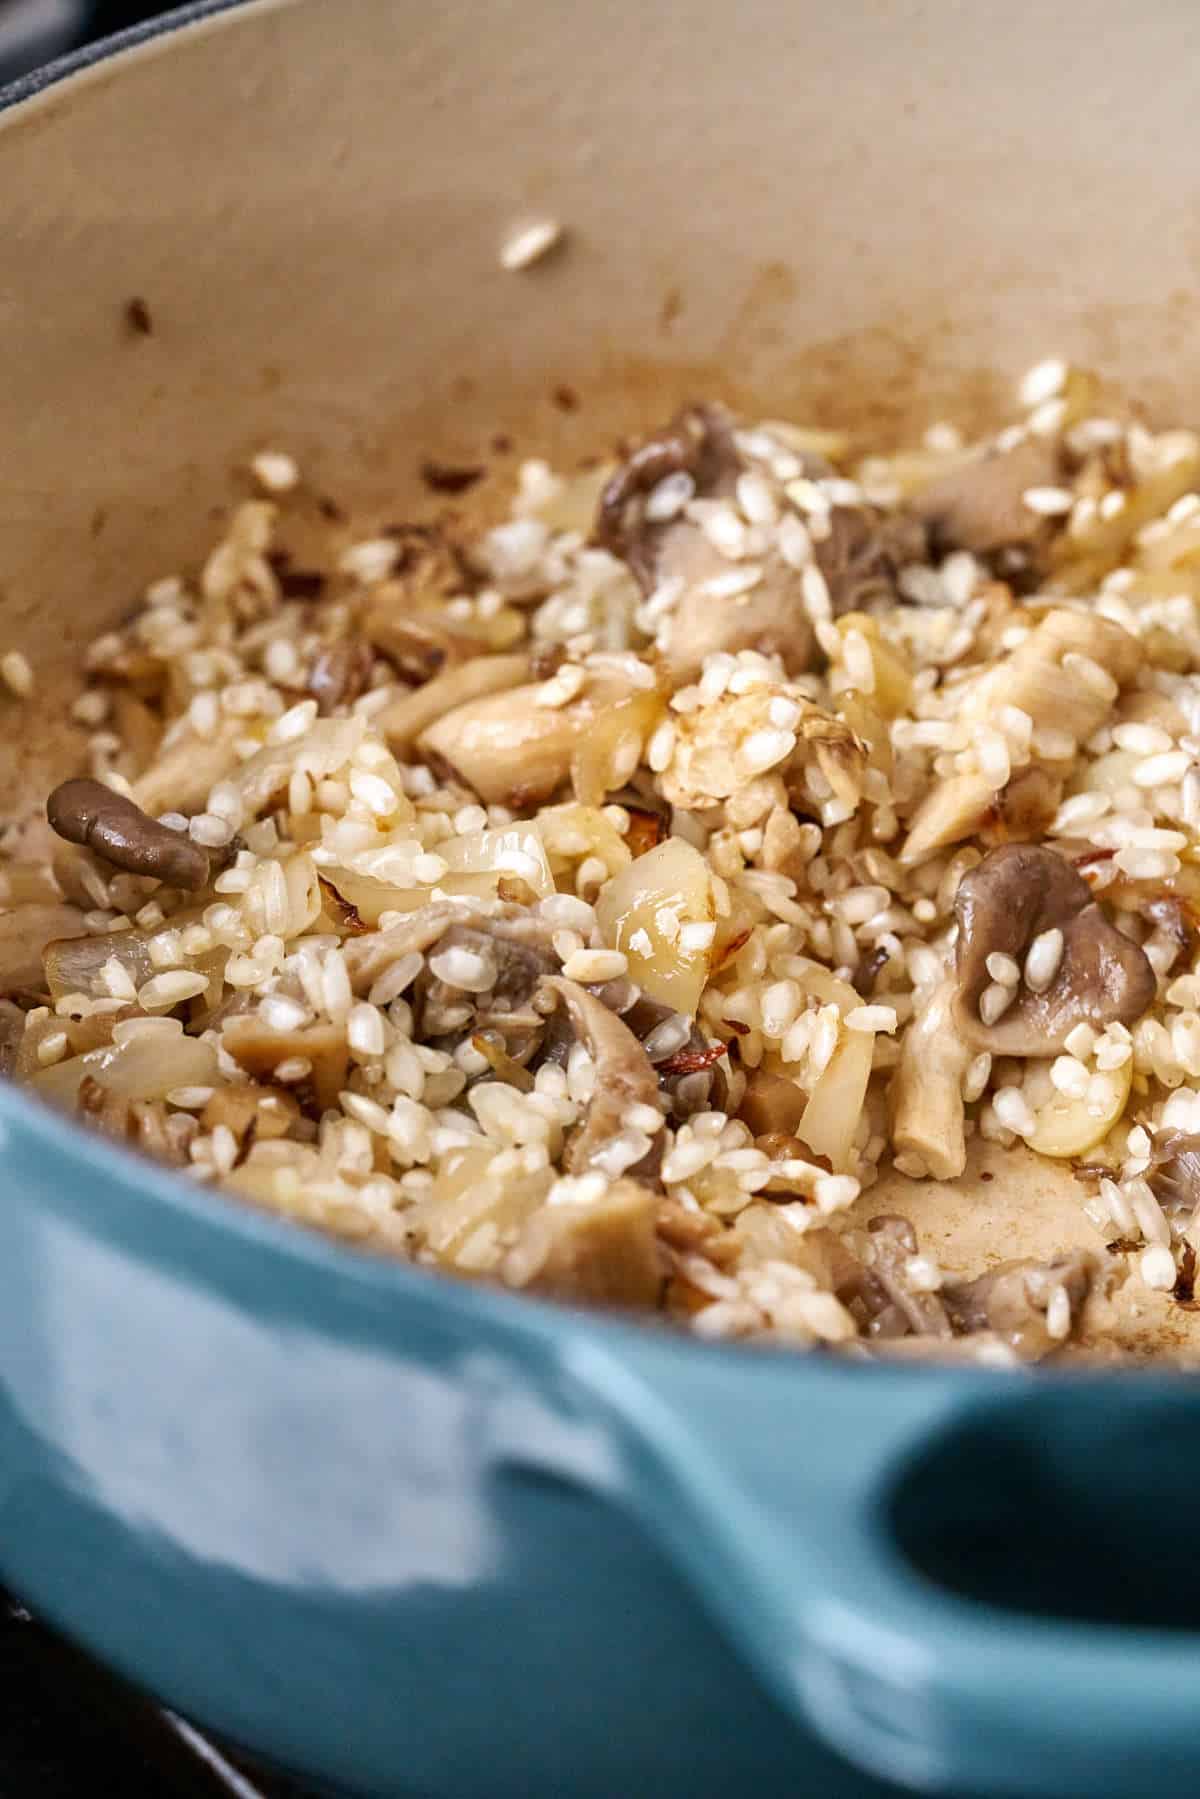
[541,977,664,1181]
[308,639,374,715]
[863,1215,954,1338]
[418,671,636,809]
[47,778,211,890]
[738,1067,807,1138]
[77,1077,198,1166]
[502,1176,662,1309]
[889,977,972,1180]
[376,653,533,751]
[598,404,924,681]
[942,1250,1094,1359]
[900,610,1141,864]
[911,433,1065,560]
[1146,1130,1200,1220]
[221,1017,350,1113]
[953,843,1155,1055]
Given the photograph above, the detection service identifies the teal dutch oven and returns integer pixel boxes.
[4,2,1200,1793]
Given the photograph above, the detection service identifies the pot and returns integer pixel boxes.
[3,4,1200,1794]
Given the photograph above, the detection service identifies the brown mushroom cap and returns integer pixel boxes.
[912,434,1064,561]
[1146,1130,1200,1219]
[942,1251,1094,1359]
[541,976,664,1181]
[953,843,1155,1054]
[46,778,211,890]
[596,404,924,680]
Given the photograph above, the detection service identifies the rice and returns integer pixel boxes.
[13,362,1200,1364]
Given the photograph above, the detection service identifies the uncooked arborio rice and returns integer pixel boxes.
[13,361,1200,1363]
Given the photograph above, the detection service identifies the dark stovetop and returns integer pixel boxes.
[0,1596,317,1798]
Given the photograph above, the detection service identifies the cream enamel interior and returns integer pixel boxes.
[4,0,1200,1354]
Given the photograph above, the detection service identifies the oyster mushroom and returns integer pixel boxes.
[597,404,923,679]
[418,667,643,809]
[47,777,212,890]
[376,652,532,751]
[889,977,973,1180]
[912,433,1065,562]
[1146,1130,1200,1220]
[540,976,664,1181]
[942,1250,1094,1359]
[953,843,1155,1055]
[502,1175,663,1309]
[862,1215,953,1338]
[901,609,1142,864]
[308,638,374,715]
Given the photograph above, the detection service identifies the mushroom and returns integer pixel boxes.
[308,638,374,715]
[202,1081,302,1146]
[596,404,924,680]
[47,778,211,889]
[376,652,532,751]
[942,1250,1094,1359]
[220,1017,350,1113]
[76,1075,198,1166]
[501,1175,663,1309]
[417,668,641,809]
[889,977,972,1180]
[414,916,558,1057]
[738,1067,807,1138]
[953,843,1155,1055]
[1146,1130,1200,1221]
[901,609,1142,864]
[912,433,1065,561]
[343,899,557,998]
[861,1215,953,1338]
[540,976,664,1181]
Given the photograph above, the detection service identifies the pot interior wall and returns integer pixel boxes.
[2,0,1200,813]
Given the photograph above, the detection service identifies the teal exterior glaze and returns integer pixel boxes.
[6,10,1200,1798]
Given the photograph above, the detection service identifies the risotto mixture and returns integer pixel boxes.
[7,361,1200,1363]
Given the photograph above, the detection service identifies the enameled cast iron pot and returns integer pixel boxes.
[4,4,1200,1793]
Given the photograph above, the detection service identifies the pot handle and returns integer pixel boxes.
[548,1334,1200,1798]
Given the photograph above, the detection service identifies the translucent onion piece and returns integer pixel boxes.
[595,835,714,1015]
[234,717,373,817]
[43,928,150,1002]
[30,1029,219,1107]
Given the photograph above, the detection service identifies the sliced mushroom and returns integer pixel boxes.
[418,670,638,809]
[502,1175,662,1309]
[376,652,532,751]
[308,639,374,715]
[414,917,558,1056]
[889,977,972,1180]
[541,976,664,1181]
[942,1250,1094,1359]
[1146,1130,1200,1220]
[76,1076,198,1165]
[953,843,1155,1055]
[912,433,1064,561]
[201,1081,302,1145]
[221,1016,350,1113]
[901,610,1142,863]
[738,1067,807,1138]
[862,1215,953,1338]
[597,404,923,679]
[47,778,211,890]
[343,900,557,998]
